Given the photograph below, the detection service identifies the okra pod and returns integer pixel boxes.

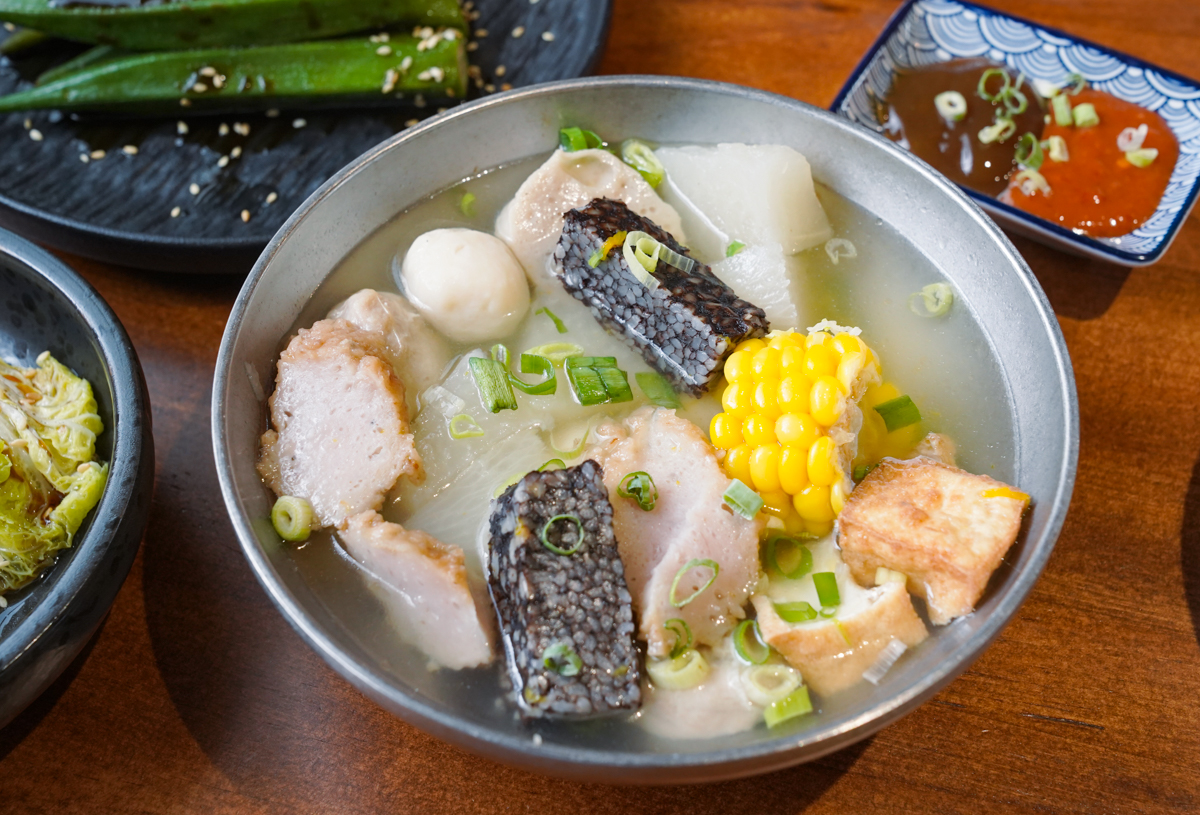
[36,43,125,85]
[0,0,463,50]
[0,30,466,113]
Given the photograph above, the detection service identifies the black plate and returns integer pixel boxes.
[0,0,612,273]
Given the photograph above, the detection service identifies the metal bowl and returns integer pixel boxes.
[212,76,1078,782]
[0,230,154,727]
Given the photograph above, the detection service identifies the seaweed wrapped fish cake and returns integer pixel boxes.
[554,197,769,396]
[487,460,641,719]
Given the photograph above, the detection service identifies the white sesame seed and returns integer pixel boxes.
[179,98,191,107]
[376,45,392,56]
[0,595,7,609]
[466,41,478,52]
[217,155,229,167]
[3,22,13,31]
[541,31,555,42]
[475,28,488,37]
[495,65,507,77]
[177,120,189,135]
[382,68,398,94]
[530,0,540,4]
[29,129,42,142]
[240,210,251,223]
[170,206,181,217]
[23,118,30,129]
[230,146,242,159]
[511,26,525,38]
[405,118,419,127]
[417,69,432,81]
[400,56,413,71]
[192,82,208,93]
[484,83,495,93]
[265,192,278,204]
[234,122,250,136]
[189,183,200,195]
[79,153,89,163]
[500,83,512,92]
[219,122,229,136]
[200,66,217,77]
[369,32,389,43]
[211,75,225,89]
[266,108,280,117]
[430,66,444,82]
[443,29,457,40]
[122,144,137,155]
[437,107,446,113]
[90,149,106,160]
[293,118,307,128]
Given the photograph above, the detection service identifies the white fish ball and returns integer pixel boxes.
[400,228,531,343]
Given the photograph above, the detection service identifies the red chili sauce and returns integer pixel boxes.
[1005,89,1178,237]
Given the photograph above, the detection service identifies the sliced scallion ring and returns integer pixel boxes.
[813,571,841,608]
[1003,86,1029,115]
[1072,102,1099,128]
[774,601,818,623]
[764,685,813,727]
[742,663,802,707]
[448,413,484,439]
[1117,123,1148,152]
[874,394,922,432]
[271,495,313,542]
[524,342,584,365]
[824,237,857,265]
[726,240,746,257]
[933,90,967,122]
[766,533,814,579]
[509,353,557,396]
[1014,132,1043,170]
[978,117,1016,144]
[542,641,582,676]
[1051,93,1073,127]
[646,648,709,690]
[1126,147,1159,168]
[909,282,954,318]
[664,618,692,660]
[535,306,568,334]
[539,458,566,471]
[1045,134,1069,163]
[669,558,719,607]
[723,479,763,519]
[617,470,657,511]
[1065,71,1087,95]
[620,138,665,188]
[732,619,770,665]
[459,191,476,217]
[1014,168,1050,196]
[976,67,1012,102]
[540,513,584,556]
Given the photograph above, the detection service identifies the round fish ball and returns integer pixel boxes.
[399,228,531,343]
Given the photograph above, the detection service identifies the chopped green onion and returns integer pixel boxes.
[589,230,628,268]
[1046,134,1070,162]
[824,237,857,265]
[1117,124,1148,152]
[766,533,813,579]
[566,357,632,406]
[852,463,878,482]
[1072,102,1099,128]
[559,127,603,152]
[835,620,853,646]
[726,240,746,257]
[524,342,583,364]
[1051,93,1073,127]
[874,395,922,432]
[523,686,545,705]
[908,282,953,317]
[1126,148,1159,168]
[542,641,582,676]
[976,67,1011,102]
[813,571,840,608]
[635,371,681,409]
[459,191,476,217]
[469,356,518,413]
[566,365,608,406]
[448,413,484,439]
[819,606,838,619]
[1014,169,1050,196]
[535,306,568,334]
[493,471,525,498]
[621,231,695,290]
[646,648,710,690]
[664,618,692,659]
[1014,132,1043,170]
[723,479,763,519]
[597,366,633,402]
[620,138,665,187]
[509,353,557,395]
[733,619,770,665]
[618,471,657,511]
[271,495,313,542]
[1003,87,1028,116]
[540,513,584,556]
[669,558,720,607]
[764,685,813,727]
[1065,72,1087,95]
[773,600,818,623]
[539,458,566,471]
[978,117,1016,144]
[551,425,591,459]
[566,355,618,368]
[934,90,968,122]
[742,663,802,707]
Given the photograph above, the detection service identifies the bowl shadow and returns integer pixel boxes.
[1181,456,1200,650]
[1006,233,1131,322]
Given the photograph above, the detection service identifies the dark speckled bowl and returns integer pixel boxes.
[0,230,153,728]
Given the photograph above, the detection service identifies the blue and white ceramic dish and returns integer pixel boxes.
[832,0,1200,266]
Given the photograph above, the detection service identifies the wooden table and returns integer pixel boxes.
[4,1,1200,812]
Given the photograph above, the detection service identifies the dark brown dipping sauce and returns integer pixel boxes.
[879,58,1045,196]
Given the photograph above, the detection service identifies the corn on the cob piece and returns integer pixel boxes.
[709,326,918,535]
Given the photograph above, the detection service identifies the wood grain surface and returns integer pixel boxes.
[4,0,1200,812]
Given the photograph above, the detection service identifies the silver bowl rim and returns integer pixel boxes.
[212,74,1079,778]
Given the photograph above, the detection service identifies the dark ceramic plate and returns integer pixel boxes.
[0,228,153,728]
[0,0,612,273]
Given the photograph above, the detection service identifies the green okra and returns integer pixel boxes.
[0,24,47,53]
[36,43,126,84]
[0,0,464,50]
[0,30,467,113]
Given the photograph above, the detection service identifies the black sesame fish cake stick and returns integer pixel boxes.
[554,197,769,396]
[487,460,641,720]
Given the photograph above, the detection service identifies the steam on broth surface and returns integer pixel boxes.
[269,144,1019,747]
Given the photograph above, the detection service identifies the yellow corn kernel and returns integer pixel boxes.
[803,344,838,379]
[724,444,754,485]
[805,518,834,537]
[806,331,834,350]
[767,333,797,350]
[777,374,811,414]
[723,349,754,383]
[863,381,902,410]
[794,484,834,522]
[810,376,845,426]
[753,380,781,419]
[742,414,776,446]
[807,435,838,486]
[777,444,810,494]
[760,489,792,518]
[837,351,866,392]
[737,337,767,355]
[982,486,1031,504]
[831,332,864,357]
[880,422,924,460]
[775,412,820,448]
[722,382,755,418]
[854,408,887,467]
[831,480,847,515]
[709,412,743,449]
[750,443,783,493]
[752,346,782,380]
[779,345,807,376]
[783,511,808,535]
